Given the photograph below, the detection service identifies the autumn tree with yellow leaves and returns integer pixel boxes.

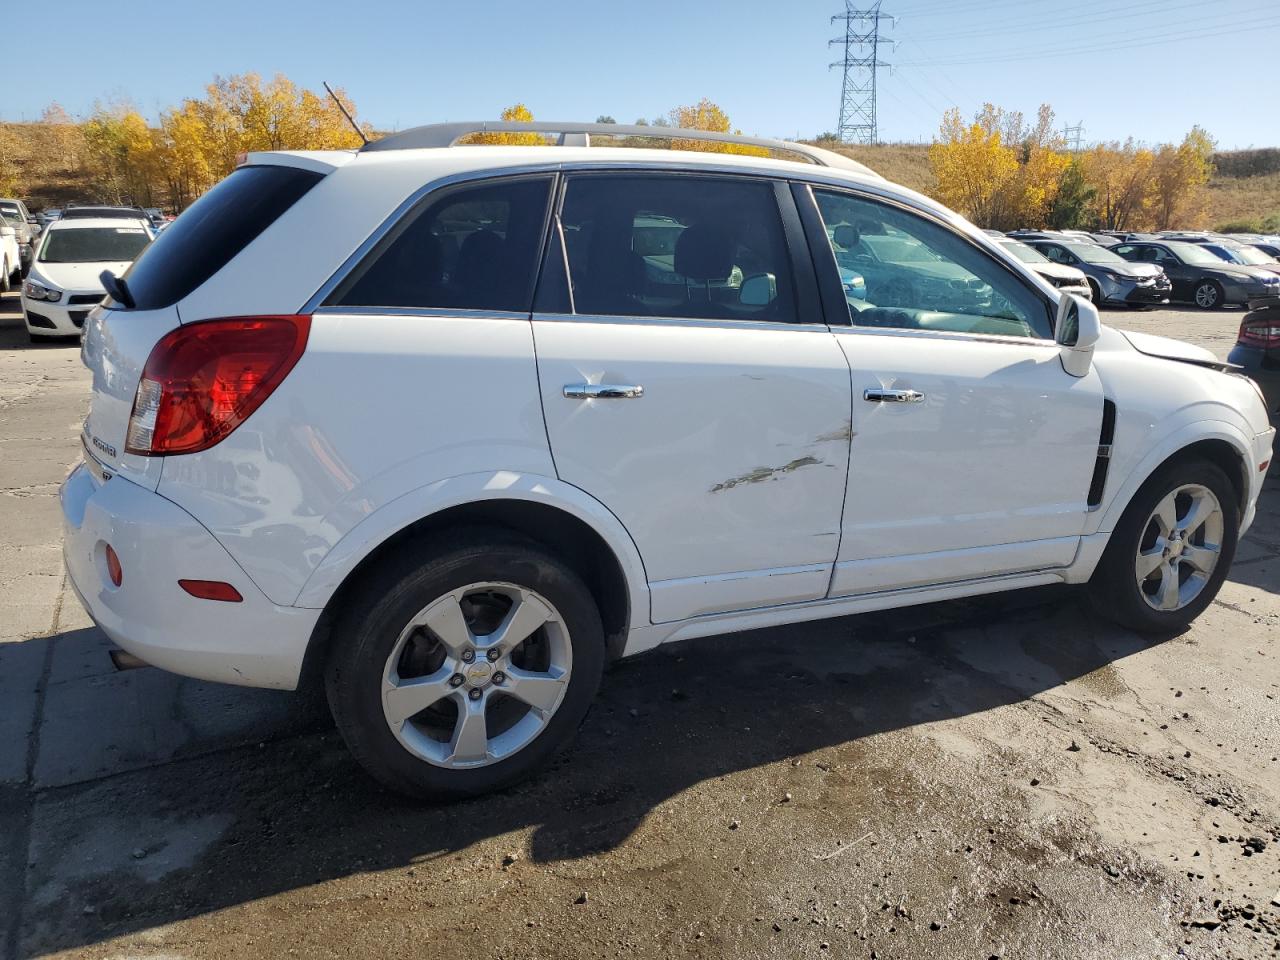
[931,102,1214,232]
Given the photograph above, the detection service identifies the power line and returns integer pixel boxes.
[829,1,894,144]
[897,11,1280,66]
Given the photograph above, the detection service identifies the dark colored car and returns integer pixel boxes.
[1022,237,1171,307]
[61,205,150,221]
[1228,297,1280,421]
[1112,240,1280,309]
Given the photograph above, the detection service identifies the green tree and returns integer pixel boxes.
[1047,160,1095,229]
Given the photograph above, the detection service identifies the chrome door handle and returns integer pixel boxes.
[864,388,925,404]
[563,383,645,400]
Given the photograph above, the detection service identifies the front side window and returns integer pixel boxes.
[331,176,553,312]
[39,226,150,263]
[813,189,1051,339]
[555,175,798,323]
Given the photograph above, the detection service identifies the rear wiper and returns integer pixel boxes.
[99,270,135,309]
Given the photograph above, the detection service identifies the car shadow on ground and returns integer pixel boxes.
[16,582,1221,956]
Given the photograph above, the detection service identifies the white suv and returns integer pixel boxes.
[61,123,1275,799]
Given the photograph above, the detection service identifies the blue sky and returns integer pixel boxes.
[8,0,1279,149]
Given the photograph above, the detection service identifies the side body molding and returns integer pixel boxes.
[293,470,652,627]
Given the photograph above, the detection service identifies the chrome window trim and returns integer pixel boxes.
[312,305,530,322]
[830,324,1058,349]
[532,311,834,334]
[300,164,565,314]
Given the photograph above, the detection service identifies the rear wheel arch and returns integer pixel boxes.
[300,499,634,691]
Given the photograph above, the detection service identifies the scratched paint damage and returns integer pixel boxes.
[710,456,822,493]
[816,420,854,443]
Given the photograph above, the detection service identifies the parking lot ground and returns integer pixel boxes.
[1,292,1277,959]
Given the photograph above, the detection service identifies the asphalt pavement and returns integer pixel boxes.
[1,292,1277,960]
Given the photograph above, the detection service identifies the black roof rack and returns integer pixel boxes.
[361,121,878,177]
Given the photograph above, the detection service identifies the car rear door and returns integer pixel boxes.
[532,172,852,623]
[799,184,1103,595]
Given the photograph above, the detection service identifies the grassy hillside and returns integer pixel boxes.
[824,142,1279,232]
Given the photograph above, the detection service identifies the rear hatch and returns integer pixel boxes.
[79,163,328,488]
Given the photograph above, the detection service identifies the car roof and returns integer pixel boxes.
[248,144,967,233]
[45,217,150,231]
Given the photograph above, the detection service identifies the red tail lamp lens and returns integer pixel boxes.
[126,315,310,456]
[104,544,122,587]
[178,579,243,603]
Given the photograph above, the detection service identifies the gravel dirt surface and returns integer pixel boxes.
[0,292,1277,960]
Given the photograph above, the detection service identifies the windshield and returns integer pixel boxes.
[1166,241,1230,266]
[1205,245,1244,264]
[0,209,21,225]
[38,226,150,263]
[998,239,1050,264]
[1062,242,1126,265]
[1230,245,1275,265]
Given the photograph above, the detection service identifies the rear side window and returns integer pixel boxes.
[120,165,323,311]
[555,175,798,323]
[329,176,553,312]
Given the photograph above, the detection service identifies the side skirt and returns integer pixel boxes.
[622,569,1066,657]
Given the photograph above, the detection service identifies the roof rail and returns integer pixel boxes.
[361,121,879,178]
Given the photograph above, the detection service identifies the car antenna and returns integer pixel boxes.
[323,81,368,146]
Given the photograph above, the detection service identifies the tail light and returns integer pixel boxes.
[1237,314,1280,349]
[126,315,310,456]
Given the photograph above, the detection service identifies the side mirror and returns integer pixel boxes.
[1056,293,1101,377]
[739,273,777,307]
[26,216,37,225]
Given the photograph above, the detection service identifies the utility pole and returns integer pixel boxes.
[1061,122,1085,153]
[829,1,893,145]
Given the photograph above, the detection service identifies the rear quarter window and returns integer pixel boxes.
[118,165,323,311]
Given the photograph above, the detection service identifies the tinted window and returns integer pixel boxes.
[121,165,323,311]
[39,226,150,263]
[814,189,1051,339]
[556,175,797,323]
[332,177,552,312]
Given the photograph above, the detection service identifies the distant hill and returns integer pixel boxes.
[3,121,1277,232]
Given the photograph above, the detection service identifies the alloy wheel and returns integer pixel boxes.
[1134,483,1224,612]
[1194,283,1219,308]
[381,582,573,769]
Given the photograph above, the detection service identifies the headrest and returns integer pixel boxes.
[674,222,734,282]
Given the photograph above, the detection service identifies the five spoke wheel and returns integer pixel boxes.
[1134,483,1224,612]
[381,582,573,769]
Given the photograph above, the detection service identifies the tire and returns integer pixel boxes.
[1088,458,1239,633]
[1086,278,1102,304]
[1193,279,1224,310]
[325,529,606,800]
[0,260,9,293]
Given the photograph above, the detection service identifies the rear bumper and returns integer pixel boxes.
[1229,344,1280,422]
[60,463,320,689]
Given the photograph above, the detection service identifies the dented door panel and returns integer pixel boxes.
[533,317,852,623]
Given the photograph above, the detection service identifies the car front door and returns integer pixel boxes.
[533,173,852,623]
[801,185,1104,596]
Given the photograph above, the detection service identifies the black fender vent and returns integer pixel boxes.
[1087,399,1117,509]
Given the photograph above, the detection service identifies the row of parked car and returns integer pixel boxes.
[13,204,161,341]
[1,201,170,293]
[988,227,1280,310]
